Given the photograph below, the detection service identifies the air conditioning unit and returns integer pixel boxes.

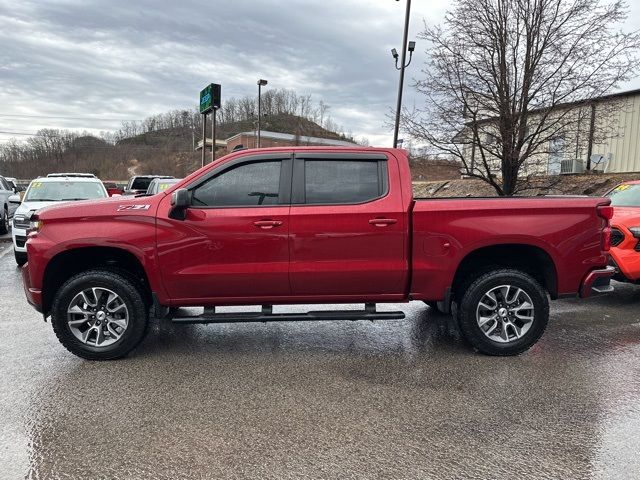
[560,158,585,174]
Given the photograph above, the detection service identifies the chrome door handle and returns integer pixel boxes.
[253,220,283,229]
[369,218,398,226]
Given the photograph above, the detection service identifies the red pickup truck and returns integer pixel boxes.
[21,147,615,360]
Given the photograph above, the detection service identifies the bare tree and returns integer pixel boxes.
[404,0,640,195]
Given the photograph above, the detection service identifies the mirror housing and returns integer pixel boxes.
[8,194,21,205]
[169,188,190,220]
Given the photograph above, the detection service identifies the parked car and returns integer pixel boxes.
[146,178,182,195]
[604,181,640,283]
[103,181,124,197]
[12,175,109,266]
[5,177,23,191]
[47,173,96,178]
[21,147,614,360]
[0,174,19,234]
[124,175,173,195]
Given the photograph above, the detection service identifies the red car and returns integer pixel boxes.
[605,181,640,283]
[102,181,124,197]
[22,147,614,360]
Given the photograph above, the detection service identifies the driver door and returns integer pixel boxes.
[156,154,292,303]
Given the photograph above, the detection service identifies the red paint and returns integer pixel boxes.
[22,146,613,314]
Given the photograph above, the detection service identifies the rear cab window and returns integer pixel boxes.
[292,154,388,205]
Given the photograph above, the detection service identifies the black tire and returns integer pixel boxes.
[0,207,8,235]
[456,269,549,356]
[51,269,149,360]
[14,250,27,267]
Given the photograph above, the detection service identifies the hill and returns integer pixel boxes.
[118,113,349,150]
[0,114,351,180]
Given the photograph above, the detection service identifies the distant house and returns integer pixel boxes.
[458,88,640,175]
[224,130,357,153]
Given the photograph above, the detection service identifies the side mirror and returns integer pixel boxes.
[169,188,190,220]
[8,194,21,205]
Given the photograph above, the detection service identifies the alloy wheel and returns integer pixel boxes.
[475,284,534,343]
[67,287,129,347]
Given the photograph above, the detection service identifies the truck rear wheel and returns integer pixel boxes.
[51,270,149,360]
[457,269,549,356]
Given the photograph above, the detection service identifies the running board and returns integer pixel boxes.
[170,304,405,324]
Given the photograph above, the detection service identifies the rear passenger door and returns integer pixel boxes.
[288,152,407,297]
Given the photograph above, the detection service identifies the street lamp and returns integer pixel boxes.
[257,79,268,147]
[391,0,414,148]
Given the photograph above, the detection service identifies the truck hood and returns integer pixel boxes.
[611,206,640,226]
[15,200,65,217]
[34,194,160,221]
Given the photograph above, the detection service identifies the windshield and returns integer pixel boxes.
[130,178,155,190]
[606,184,640,207]
[24,180,108,202]
[150,179,180,194]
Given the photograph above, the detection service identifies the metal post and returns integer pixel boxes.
[393,0,411,148]
[586,102,597,170]
[211,108,217,163]
[201,113,207,168]
[257,83,262,148]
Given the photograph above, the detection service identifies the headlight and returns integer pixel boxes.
[13,215,30,229]
[27,219,43,236]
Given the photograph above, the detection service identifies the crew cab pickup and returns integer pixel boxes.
[21,147,615,360]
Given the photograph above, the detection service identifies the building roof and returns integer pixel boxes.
[195,138,228,151]
[465,87,640,128]
[225,130,357,147]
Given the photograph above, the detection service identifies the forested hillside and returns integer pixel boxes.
[0,90,358,179]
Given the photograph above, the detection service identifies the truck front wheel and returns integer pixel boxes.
[51,270,149,360]
[457,269,549,356]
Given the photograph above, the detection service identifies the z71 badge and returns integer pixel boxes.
[117,205,151,211]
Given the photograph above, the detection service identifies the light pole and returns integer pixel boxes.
[391,0,415,148]
[257,79,268,147]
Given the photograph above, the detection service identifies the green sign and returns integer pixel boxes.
[199,83,221,114]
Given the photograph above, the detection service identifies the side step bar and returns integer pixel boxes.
[170,304,405,324]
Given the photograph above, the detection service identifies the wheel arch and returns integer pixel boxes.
[42,246,153,316]
[452,243,558,300]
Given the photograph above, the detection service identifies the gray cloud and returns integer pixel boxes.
[0,0,638,145]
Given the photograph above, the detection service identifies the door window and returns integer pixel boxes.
[303,160,385,204]
[192,161,281,207]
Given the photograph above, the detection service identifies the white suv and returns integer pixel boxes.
[12,175,108,266]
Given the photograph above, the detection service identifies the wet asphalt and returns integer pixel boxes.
[1,243,640,480]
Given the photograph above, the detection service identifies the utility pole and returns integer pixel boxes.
[392,0,414,148]
[201,113,207,168]
[257,79,268,147]
[211,108,217,163]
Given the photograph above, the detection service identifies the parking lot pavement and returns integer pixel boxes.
[1,248,640,479]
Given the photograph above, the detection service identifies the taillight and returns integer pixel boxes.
[597,205,614,220]
[602,227,611,252]
[597,204,613,252]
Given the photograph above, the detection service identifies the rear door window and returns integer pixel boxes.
[302,160,387,204]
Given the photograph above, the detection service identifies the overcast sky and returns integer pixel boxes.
[1,0,639,146]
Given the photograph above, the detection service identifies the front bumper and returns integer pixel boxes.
[21,263,43,313]
[579,266,616,298]
[11,226,27,252]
